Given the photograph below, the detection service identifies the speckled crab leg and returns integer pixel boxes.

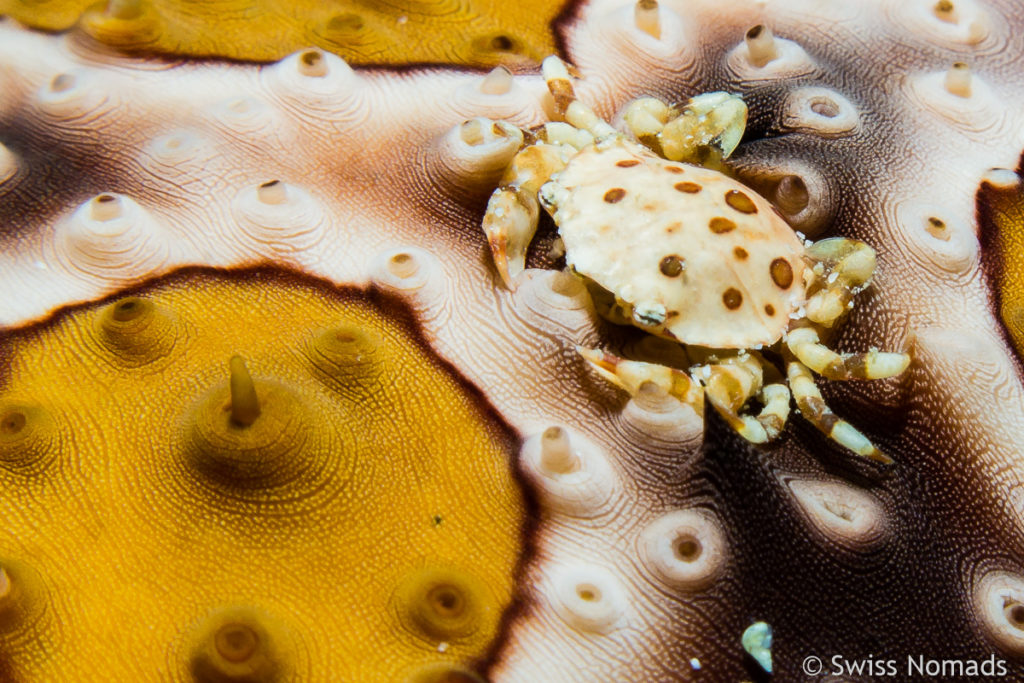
[577,346,705,414]
[803,237,877,327]
[701,354,791,444]
[786,327,910,381]
[786,359,892,464]
[541,56,617,140]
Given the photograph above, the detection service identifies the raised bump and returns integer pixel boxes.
[944,61,971,97]
[973,570,1024,656]
[188,606,289,683]
[786,478,889,549]
[393,567,488,642]
[539,426,580,474]
[638,508,728,590]
[55,193,172,283]
[95,296,178,364]
[429,118,523,202]
[548,564,627,634]
[634,0,660,39]
[478,66,513,95]
[520,426,618,518]
[744,24,778,67]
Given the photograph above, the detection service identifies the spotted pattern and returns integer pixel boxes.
[709,217,736,234]
[770,258,794,289]
[603,188,626,203]
[725,189,758,214]
[659,255,685,277]
[675,182,702,193]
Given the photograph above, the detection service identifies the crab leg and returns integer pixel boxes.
[577,347,704,413]
[482,141,568,289]
[803,238,878,327]
[786,327,910,381]
[541,57,617,141]
[701,354,790,444]
[786,359,891,463]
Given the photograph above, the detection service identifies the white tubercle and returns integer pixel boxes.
[621,381,703,455]
[431,118,523,199]
[36,68,116,122]
[786,478,889,549]
[892,199,978,276]
[638,508,727,590]
[210,96,281,139]
[944,61,971,97]
[726,29,817,80]
[744,24,778,67]
[0,142,19,185]
[973,570,1024,656]
[231,180,328,256]
[548,564,628,634]
[520,426,619,518]
[783,87,860,137]
[634,0,661,40]
[479,66,513,95]
[262,47,360,116]
[56,193,171,282]
[539,426,580,475]
[369,247,448,321]
[906,66,998,134]
[142,130,210,171]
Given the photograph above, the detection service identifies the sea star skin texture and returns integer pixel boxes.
[1,0,1024,680]
[0,0,566,68]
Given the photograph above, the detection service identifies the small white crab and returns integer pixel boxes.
[480,56,910,462]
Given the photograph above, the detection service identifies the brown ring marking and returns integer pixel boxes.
[764,304,775,316]
[616,160,641,168]
[665,166,685,174]
[734,247,749,260]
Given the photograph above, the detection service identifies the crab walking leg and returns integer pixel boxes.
[804,237,878,326]
[787,360,892,463]
[805,237,877,288]
[577,347,704,414]
[482,142,569,289]
[541,56,617,140]
[786,327,910,381]
[803,280,855,326]
[701,355,790,444]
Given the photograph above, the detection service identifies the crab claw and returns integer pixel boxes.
[481,187,539,290]
[660,92,748,163]
[577,346,704,412]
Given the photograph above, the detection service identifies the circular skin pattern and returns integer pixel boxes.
[187,606,292,683]
[0,0,568,68]
[0,266,527,680]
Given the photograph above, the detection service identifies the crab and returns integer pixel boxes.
[480,56,911,462]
